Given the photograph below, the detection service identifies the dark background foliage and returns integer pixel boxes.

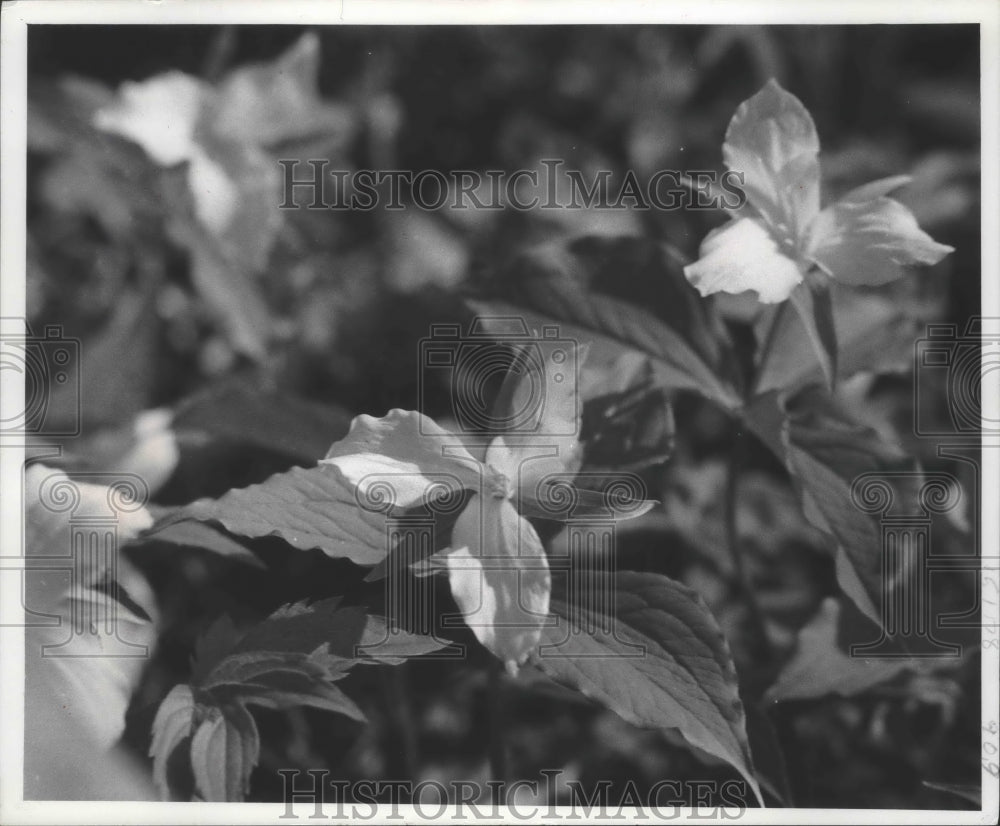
[27,24,982,808]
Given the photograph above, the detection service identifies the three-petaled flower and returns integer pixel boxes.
[683,79,954,305]
[322,342,654,675]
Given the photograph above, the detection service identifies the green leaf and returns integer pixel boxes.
[135,520,265,568]
[766,599,922,702]
[172,380,352,466]
[216,664,365,721]
[233,599,447,664]
[149,684,196,800]
[472,236,741,409]
[533,571,761,804]
[744,389,921,624]
[190,704,259,802]
[753,283,923,395]
[157,600,440,800]
[154,463,390,565]
[788,273,837,389]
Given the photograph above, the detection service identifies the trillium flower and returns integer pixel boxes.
[322,342,655,675]
[683,79,954,383]
[93,33,353,274]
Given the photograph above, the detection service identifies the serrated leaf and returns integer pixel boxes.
[135,520,264,568]
[190,615,245,685]
[232,599,446,664]
[534,571,761,804]
[199,650,334,691]
[198,648,366,723]
[149,684,196,800]
[473,236,740,409]
[190,705,259,802]
[233,672,365,722]
[156,463,390,565]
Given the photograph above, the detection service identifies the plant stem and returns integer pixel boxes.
[486,665,508,787]
[752,301,790,394]
[725,429,771,661]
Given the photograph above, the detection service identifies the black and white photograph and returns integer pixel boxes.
[1,1,997,823]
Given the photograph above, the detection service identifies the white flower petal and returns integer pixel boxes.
[94,71,206,166]
[806,197,955,286]
[722,79,821,235]
[446,495,550,674]
[684,217,803,304]
[322,409,482,510]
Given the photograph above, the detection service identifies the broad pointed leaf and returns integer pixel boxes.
[149,684,196,800]
[753,284,923,394]
[155,463,389,565]
[534,571,761,804]
[766,598,942,702]
[190,705,258,802]
[231,599,447,664]
[473,236,740,408]
[744,389,921,624]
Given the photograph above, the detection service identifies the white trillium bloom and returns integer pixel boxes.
[321,340,654,675]
[683,79,953,304]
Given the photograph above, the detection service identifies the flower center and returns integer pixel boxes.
[485,467,514,500]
